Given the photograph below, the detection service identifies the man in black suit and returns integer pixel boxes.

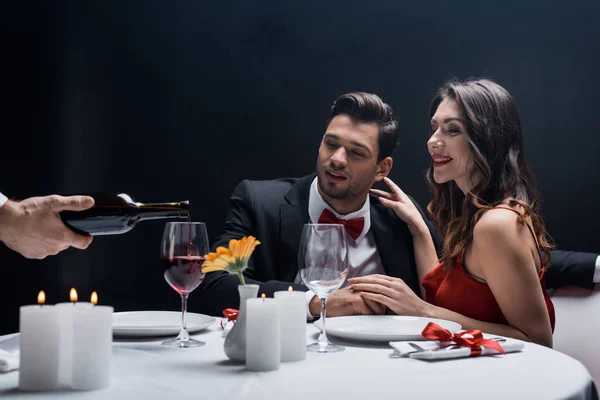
[195,92,599,318]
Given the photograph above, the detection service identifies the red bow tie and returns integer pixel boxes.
[318,208,365,240]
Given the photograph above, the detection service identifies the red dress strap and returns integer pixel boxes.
[494,205,521,215]
[492,206,543,263]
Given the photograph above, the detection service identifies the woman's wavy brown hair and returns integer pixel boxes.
[426,78,554,267]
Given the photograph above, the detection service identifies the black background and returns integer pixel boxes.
[1,0,599,334]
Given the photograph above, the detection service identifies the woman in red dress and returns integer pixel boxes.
[349,79,554,347]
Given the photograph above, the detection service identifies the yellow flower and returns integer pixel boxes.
[201,247,233,273]
[201,236,261,285]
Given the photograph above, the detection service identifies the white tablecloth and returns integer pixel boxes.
[0,319,597,399]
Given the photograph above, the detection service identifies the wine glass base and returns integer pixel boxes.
[307,341,344,353]
[161,337,205,348]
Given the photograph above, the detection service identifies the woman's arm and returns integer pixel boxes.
[407,222,439,297]
[371,177,439,297]
[466,209,553,347]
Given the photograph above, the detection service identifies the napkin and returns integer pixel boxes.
[0,334,20,373]
[389,336,524,360]
[0,349,19,373]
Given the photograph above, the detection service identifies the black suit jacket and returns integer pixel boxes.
[195,174,597,316]
[195,174,442,316]
[545,250,596,290]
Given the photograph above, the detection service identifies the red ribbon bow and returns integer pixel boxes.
[421,322,505,356]
[318,208,365,240]
[220,308,239,328]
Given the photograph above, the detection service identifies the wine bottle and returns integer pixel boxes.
[60,193,190,236]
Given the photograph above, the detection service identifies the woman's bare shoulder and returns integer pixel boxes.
[473,207,521,240]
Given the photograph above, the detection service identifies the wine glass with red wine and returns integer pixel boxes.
[160,221,209,347]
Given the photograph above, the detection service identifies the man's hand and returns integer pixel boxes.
[309,286,387,317]
[0,195,95,259]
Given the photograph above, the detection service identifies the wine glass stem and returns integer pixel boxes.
[179,293,190,342]
[181,293,189,330]
[317,297,329,347]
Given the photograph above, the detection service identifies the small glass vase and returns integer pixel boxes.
[223,284,259,362]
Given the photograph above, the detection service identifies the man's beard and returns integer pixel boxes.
[317,166,362,201]
[318,179,353,199]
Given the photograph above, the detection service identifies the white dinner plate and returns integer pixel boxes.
[112,311,215,337]
[314,315,462,342]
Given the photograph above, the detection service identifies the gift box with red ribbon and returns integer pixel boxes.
[390,322,524,360]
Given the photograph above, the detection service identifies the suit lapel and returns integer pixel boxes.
[370,196,418,290]
[278,175,313,282]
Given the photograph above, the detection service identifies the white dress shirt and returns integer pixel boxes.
[594,257,600,285]
[0,192,7,208]
[299,178,385,319]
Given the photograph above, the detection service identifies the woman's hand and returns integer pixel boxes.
[371,177,427,232]
[348,274,431,317]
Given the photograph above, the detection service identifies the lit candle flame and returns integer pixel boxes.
[261,293,266,299]
[70,288,78,303]
[288,286,293,292]
[90,291,98,305]
[37,291,46,305]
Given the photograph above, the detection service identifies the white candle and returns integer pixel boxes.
[71,292,113,390]
[55,300,93,387]
[246,295,280,371]
[18,291,60,391]
[274,288,306,362]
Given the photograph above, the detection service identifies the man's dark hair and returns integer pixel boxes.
[326,92,399,162]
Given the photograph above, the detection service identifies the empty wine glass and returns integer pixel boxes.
[298,223,349,353]
[160,222,209,347]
